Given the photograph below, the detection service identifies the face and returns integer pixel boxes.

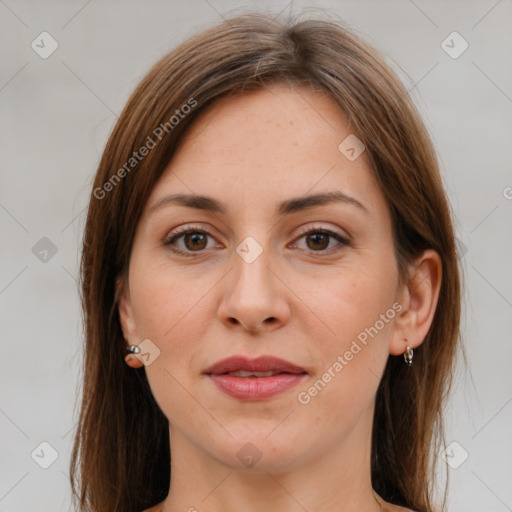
[118,84,407,473]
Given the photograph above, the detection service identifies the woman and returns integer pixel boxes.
[70,11,462,512]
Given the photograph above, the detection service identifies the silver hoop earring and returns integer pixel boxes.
[403,345,414,366]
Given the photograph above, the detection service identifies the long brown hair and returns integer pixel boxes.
[70,11,462,512]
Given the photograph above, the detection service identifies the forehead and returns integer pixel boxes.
[174,84,353,163]
[147,85,385,218]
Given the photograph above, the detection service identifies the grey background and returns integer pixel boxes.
[1,0,511,511]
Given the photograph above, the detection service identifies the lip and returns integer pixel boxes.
[208,373,307,400]
[203,355,307,375]
[203,355,308,401]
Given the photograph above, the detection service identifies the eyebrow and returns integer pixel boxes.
[146,190,369,217]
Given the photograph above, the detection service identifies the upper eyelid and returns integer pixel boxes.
[294,224,350,239]
[166,223,349,240]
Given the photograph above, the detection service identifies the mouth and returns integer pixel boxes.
[203,355,308,401]
[203,355,308,376]
[220,369,297,377]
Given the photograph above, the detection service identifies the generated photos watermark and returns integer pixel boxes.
[93,97,198,200]
[297,301,403,405]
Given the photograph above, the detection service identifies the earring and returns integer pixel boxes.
[125,344,143,368]
[403,341,414,367]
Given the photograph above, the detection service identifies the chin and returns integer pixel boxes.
[211,430,308,473]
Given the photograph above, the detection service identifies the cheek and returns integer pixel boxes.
[130,263,210,426]
[129,255,211,343]
[293,260,397,420]
[301,260,397,356]
[292,273,395,440]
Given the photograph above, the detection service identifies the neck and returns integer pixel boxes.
[160,405,384,512]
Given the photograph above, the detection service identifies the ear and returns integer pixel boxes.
[390,249,442,356]
[116,275,139,345]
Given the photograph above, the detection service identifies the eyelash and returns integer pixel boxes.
[163,224,350,258]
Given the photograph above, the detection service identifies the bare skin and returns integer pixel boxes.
[119,84,440,512]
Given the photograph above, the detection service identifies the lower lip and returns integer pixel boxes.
[208,373,307,400]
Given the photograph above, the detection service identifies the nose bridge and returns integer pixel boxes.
[235,235,272,288]
[218,232,290,332]
[232,233,276,304]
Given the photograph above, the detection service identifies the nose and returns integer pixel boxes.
[217,243,291,334]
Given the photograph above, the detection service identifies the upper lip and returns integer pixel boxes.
[203,356,307,375]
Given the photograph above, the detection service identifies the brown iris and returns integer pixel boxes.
[306,232,330,251]
[184,232,208,251]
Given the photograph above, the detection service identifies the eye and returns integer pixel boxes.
[291,226,350,254]
[164,225,219,256]
[164,224,350,258]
